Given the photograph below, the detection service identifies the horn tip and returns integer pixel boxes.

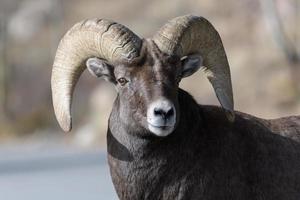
[57,112,72,132]
[225,110,235,123]
[61,122,72,132]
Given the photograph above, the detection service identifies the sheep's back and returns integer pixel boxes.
[267,116,300,143]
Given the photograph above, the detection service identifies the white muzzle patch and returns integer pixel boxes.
[147,98,176,137]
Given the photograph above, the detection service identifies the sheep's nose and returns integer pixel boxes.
[147,98,176,124]
[147,98,176,137]
[153,106,174,120]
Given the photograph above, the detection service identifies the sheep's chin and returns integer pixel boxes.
[148,124,174,137]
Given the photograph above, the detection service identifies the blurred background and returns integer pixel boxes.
[0,0,299,199]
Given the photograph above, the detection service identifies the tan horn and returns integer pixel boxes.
[153,15,235,121]
[51,18,142,132]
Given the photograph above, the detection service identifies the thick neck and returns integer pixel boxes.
[107,88,202,160]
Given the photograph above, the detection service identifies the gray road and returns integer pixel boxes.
[0,145,118,200]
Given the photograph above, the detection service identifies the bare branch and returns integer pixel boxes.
[260,0,299,64]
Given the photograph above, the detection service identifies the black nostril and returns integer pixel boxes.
[154,108,164,116]
[166,108,174,117]
[153,107,174,119]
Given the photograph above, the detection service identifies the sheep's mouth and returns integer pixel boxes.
[147,122,173,129]
[147,122,174,137]
[151,125,171,129]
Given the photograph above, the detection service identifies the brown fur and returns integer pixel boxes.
[108,90,300,200]
[92,40,300,199]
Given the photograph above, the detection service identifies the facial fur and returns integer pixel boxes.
[87,39,202,137]
[112,40,181,136]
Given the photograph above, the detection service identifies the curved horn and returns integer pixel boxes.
[51,19,142,132]
[153,15,234,121]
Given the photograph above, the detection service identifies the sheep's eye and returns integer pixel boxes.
[117,77,128,86]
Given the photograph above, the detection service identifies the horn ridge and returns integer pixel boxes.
[51,18,141,131]
[153,15,234,120]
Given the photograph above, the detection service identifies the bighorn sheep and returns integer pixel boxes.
[51,15,300,199]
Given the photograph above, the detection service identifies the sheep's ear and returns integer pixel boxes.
[86,57,116,83]
[180,54,203,78]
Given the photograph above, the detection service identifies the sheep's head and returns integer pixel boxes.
[51,15,234,137]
